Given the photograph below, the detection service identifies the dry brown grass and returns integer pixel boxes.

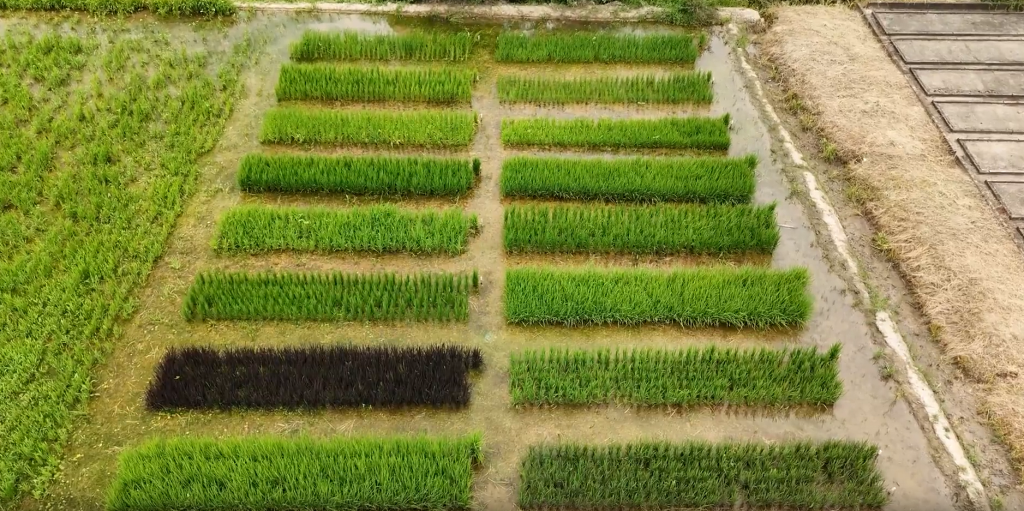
[762,5,1024,479]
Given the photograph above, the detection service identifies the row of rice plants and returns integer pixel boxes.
[290,30,475,62]
[147,345,483,410]
[0,0,235,15]
[276,64,476,104]
[260,107,477,148]
[495,32,707,64]
[497,72,714,105]
[510,345,841,406]
[518,441,887,508]
[501,115,731,151]
[504,202,778,255]
[107,435,483,511]
[182,270,479,322]
[214,204,478,255]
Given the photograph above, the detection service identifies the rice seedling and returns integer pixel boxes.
[510,344,841,406]
[182,270,478,322]
[260,107,477,148]
[276,64,476,104]
[501,155,756,204]
[238,154,479,196]
[290,30,475,62]
[494,31,706,64]
[501,115,730,151]
[518,440,887,508]
[213,204,478,255]
[106,435,483,510]
[497,72,713,105]
[504,266,812,329]
[147,345,483,410]
[0,0,234,15]
[503,203,778,255]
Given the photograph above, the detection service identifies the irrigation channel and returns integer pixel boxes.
[37,12,957,511]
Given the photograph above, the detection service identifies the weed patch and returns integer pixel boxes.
[501,115,730,151]
[261,107,477,148]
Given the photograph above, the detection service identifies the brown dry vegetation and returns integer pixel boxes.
[762,5,1024,480]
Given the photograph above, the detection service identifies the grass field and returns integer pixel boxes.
[501,115,730,151]
[504,266,812,328]
[290,30,475,62]
[497,72,713,105]
[503,203,778,254]
[213,204,478,255]
[261,107,477,148]
[147,345,484,410]
[183,270,478,322]
[518,441,887,508]
[500,155,757,203]
[495,32,706,64]
[276,64,476,103]
[510,345,842,406]
[107,435,483,510]
[238,154,479,196]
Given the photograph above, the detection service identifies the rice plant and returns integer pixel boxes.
[494,31,707,64]
[291,30,475,62]
[510,345,841,406]
[238,154,479,196]
[260,107,477,148]
[276,64,476,103]
[147,345,484,410]
[519,441,887,508]
[503,203,778,255]
[501,155,756,204]
[182,270,479,322]
[501,115,730,151]
[213,204,478,255]
[107,435,483,510]
[497,72,713,105]
[504,266,812,329]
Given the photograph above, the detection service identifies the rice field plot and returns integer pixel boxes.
[182,270,479,322]
[497,72,713,105]
[501,115,730,151]
[213,204,478,255]
[106,435,483,511]
[290,30,475,62]
[146,345,483,410]
[494,32,707,64]
[503,203,778,255]
[276,64,476,104]
[500,155,757,203]
[504,266,812,328]
[260,107,477,148]
[518,441,887,508]
[509,345,842,407]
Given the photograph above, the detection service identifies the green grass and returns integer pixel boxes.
[510,345,841,406]
[497,72,713,104]
[504,266,811,328]
[495,31,706,64]
[260,107,477,148]
[183,270,479,322]
[238,154,479,196]
[503,203,778,255]
[501,155,756,203]
[107,435,483,511]
[519,441,887,508]
[501,115,730,151]
[214,204,478,255]
[291,30,475,62]
[0,0,234,14]
[276,64,476,104]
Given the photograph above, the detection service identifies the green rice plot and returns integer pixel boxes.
[276,64,476,104]
[503,202,778,255]
[518,441,887,509]
[260,107,477,148]
[494,32,706,64]
[509,345,842,406]
[497,72,713,105]
[106,435,483,511]
[501,115,730,151]
[504,266,812,329]
[500,155,756,204]
[290,30,475,62]
[182,270,478,322]
[214,204,478,255]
